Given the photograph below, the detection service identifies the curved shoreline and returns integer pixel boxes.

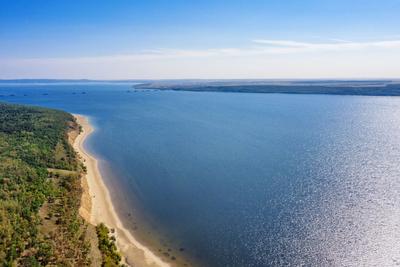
[73,114,170,267]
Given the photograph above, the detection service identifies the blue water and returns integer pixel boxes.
[2,83,400,266]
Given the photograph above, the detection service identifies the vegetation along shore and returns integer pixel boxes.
[0,102,122,266]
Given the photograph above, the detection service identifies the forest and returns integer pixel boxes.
[0,102,122,266]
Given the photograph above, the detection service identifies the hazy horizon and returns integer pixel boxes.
[1,78,400,81]
[1,0,400,79]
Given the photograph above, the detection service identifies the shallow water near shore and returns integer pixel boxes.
[2,83,400,266]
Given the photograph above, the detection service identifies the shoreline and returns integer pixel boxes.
[72,114,170,267]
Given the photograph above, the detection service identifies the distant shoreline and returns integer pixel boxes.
[72,114,170,267]
[2,79,400,96]
[135,81,400,96]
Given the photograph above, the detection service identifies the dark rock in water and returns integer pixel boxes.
[163,252,170,257]
[171,256,176,260]
[179,247,185,251]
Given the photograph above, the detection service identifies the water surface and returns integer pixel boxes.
[2,83,400,266]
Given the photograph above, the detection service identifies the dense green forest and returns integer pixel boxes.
[0,102,123,266]
[0,102,90,266]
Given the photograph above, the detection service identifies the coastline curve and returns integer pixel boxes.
[73,114,170,267]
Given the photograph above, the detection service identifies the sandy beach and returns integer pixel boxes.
[73,114,170,267]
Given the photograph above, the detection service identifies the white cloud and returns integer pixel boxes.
[1,39,400,79]
[252,39,400,53]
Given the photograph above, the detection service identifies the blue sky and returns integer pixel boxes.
[1,0,400,79]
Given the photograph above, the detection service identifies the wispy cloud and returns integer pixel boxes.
[252,39,400,53]
[2,39,400,79]
[4,39,400,64]
[105,38,400,58]
[137,39,400,57]
[133,39,400,57]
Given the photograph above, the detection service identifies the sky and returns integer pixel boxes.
[1,0,400,79]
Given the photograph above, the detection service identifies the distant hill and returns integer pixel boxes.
[135,80,400,96]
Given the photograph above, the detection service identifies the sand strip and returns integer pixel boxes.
[73,114,170,267]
